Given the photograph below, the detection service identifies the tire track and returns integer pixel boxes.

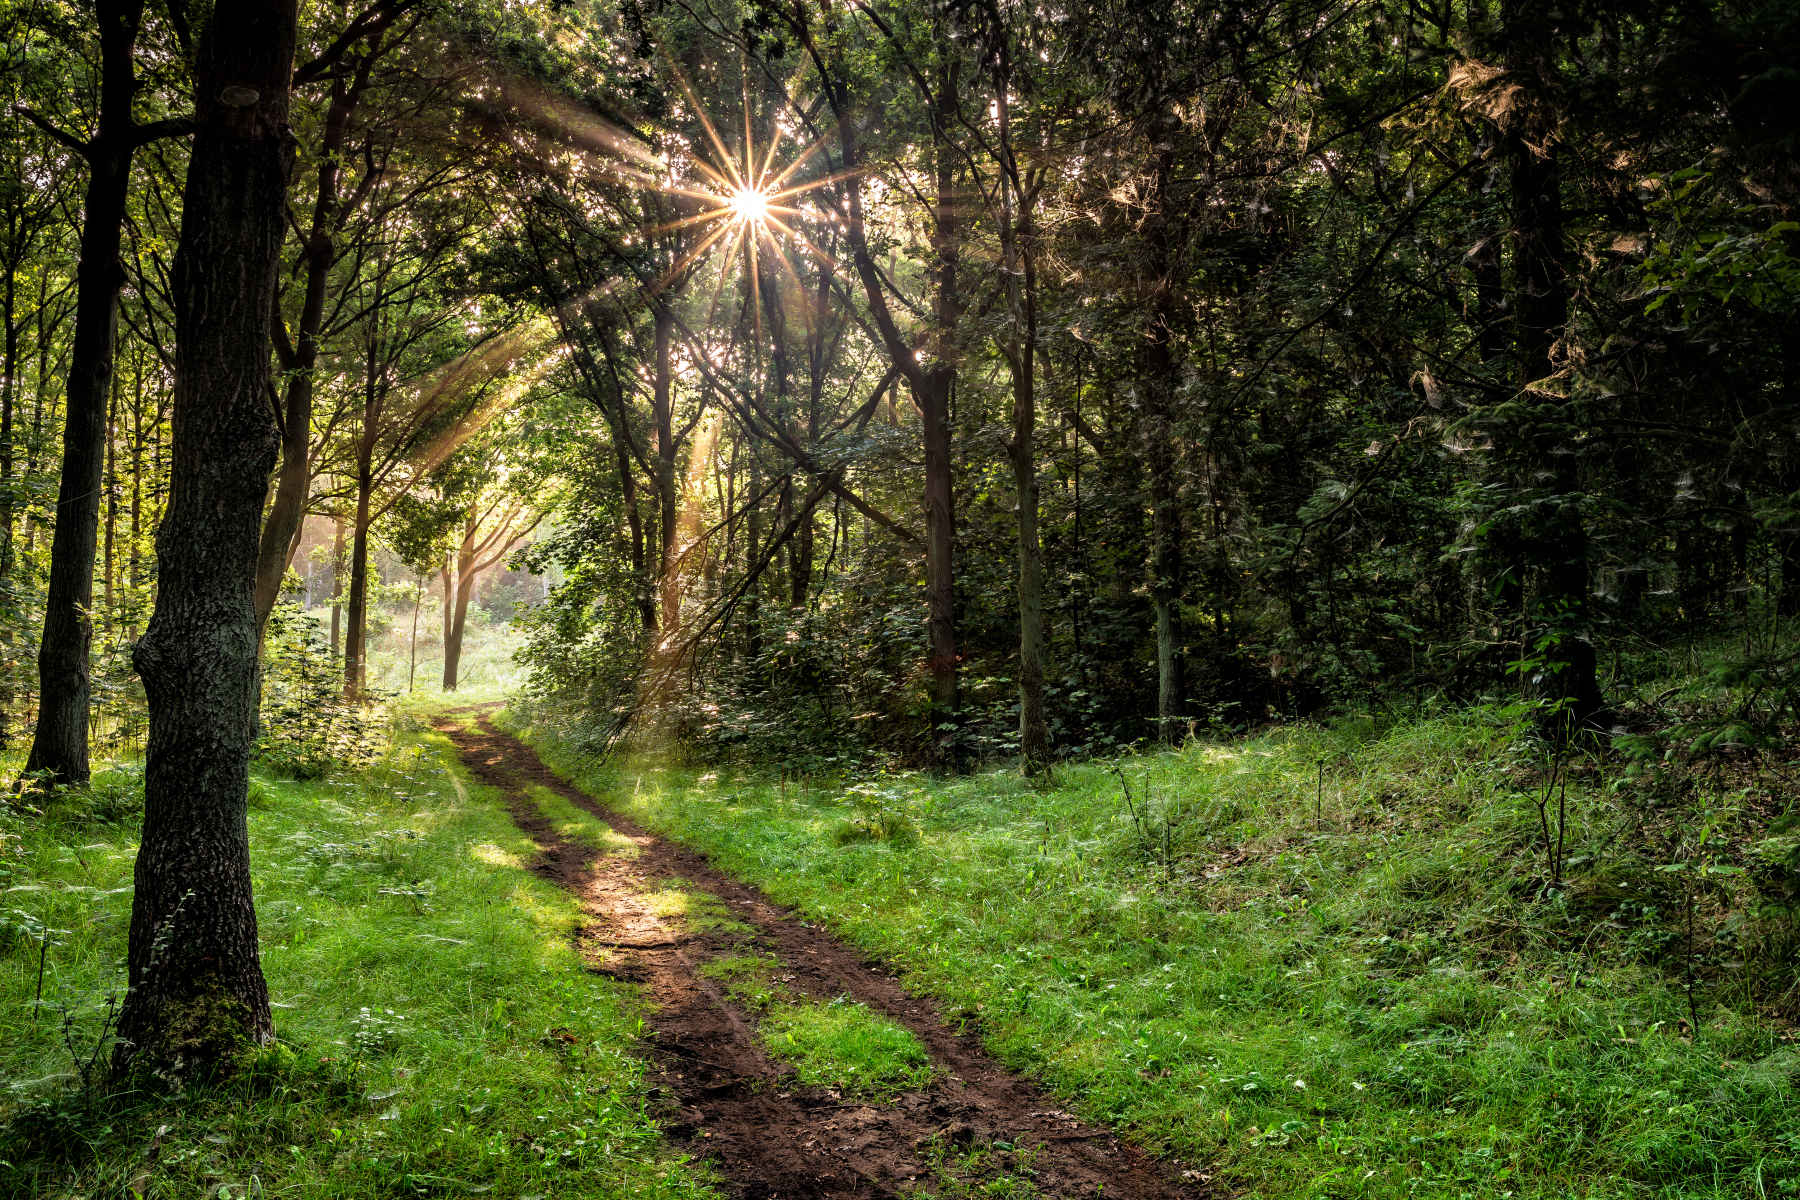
[439,713,1210,1200]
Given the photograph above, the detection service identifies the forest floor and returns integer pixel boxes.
[440,708,1207,1199]
[4,693,1797,1199]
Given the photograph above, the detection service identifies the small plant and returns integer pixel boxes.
[349,1007,406,1059]
[257,602,384,779]
[833,780,919,846]
[1112,766,1180,879]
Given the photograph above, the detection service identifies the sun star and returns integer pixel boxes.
[728,184,770,225]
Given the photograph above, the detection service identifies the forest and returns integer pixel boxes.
[2,0,1800,1197]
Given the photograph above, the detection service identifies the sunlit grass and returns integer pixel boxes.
[506,704,1800,1200]
[643,880,753,937]
[527,783,639,856]
[0,722,717,1200]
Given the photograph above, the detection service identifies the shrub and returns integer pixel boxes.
[257,603,383,779]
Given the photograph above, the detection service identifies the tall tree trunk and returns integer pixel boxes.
[25,0,147,787]
[118,0,296,1079]
[1465,0,1510,377]
[652,304,679,632]
[443,515,475,691]
[1142,129,1185,743]
[1009,325,1047,774]
[995,81,1048,774]
[0,236,16,750]
[343,466,372,695]
[1504,0,1601,732]
[329,516,345,657]
[923,31,963,768]
[811,3,963,769]
[921,366,958,759]
[408,573,421,692]
[440,561,452,670]
[128,349,143,595]
[1,242,17,575]
[103,366,118,635]
[343,324,380,695]
[744,450,764,662]
[22,274,57,560]
[254,55,366,631]
[444,563,474,691]
[609,412,654,632]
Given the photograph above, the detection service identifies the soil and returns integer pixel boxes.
[438,712,1212,1200]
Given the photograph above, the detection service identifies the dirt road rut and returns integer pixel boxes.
[440,714,1209,1200]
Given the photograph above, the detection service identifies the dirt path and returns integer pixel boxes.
[439,713,1211,1200]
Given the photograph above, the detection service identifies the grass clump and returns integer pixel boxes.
[762,995,933,1100]
[698,953,932,1100]
[506,703,1800,1200]
[913,1131,1042,1199]
[0,723,716,1200]
[528,783,638,856]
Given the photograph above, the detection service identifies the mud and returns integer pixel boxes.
[439,713,1211,1200]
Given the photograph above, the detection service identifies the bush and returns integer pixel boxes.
[257,603,383,779]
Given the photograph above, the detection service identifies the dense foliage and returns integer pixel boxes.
[1,0,1795,772]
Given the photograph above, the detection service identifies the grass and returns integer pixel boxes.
[528,783,639,857]
[0,716,716,1200]
[514,779,933,1102]
[913,1132,1043,1199]
[763,995,934,1100]
[504,704,1800,1200]
[699,954,933,1100]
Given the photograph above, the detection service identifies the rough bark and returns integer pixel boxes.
[118,0,297,1079]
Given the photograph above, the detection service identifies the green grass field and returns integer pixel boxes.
[504,704,1800,1200]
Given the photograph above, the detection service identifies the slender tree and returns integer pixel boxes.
[21,0,187,786]
[1498,0,1604,732]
